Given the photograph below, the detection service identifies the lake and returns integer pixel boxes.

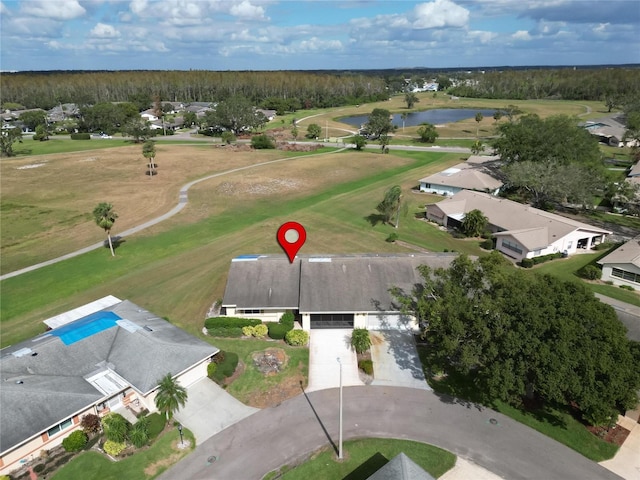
[339,108,497,128]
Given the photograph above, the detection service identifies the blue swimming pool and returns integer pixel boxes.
[50,311,121,345]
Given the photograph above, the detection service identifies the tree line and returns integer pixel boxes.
[448,67,640,101]
[0,70,388,111]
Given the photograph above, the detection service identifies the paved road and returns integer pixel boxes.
[156,386,621,480]
[597,294,640,342]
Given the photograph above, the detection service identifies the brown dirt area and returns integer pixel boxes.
[587,424,631,447]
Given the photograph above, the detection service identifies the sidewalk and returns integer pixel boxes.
[599,414,640,480]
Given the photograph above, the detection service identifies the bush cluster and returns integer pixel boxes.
[284,329,309,346]
[620,284,635,291]
[351,328,372,354]
[103,440,126,457]
[520,252,563,268]
[358,360,374,375]
[386,232,398,243]
[251,134,275,149]
[480,238,494,250]
[81,413,102,434]
[207,362,217,379]
[578,264,601,280]
[242,324,268,338]
[211,350,239,382]
[206,316,261,337]
[70,133,90,140]
[268,311,295,339]
[62,430,88,452]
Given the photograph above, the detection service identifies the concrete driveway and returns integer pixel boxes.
[370,330,430,390]
[173,378,258,445]
[307,330,364,392]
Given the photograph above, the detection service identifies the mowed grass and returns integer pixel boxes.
[50,428,194,480]
[2,148,476,346]
[13,136,132,156]
[267,438,455,480]
[207,337,309,405]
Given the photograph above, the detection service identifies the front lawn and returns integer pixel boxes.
[50,427,194,480]
[265,438,456,480]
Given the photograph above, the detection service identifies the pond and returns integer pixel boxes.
[339,108,497,128]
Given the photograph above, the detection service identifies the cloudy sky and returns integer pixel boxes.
[1,0,639,71]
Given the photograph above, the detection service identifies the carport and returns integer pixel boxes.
[174,378,258,445]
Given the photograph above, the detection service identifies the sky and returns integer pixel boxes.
[1,0,639,72]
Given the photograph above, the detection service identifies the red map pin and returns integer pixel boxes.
[277,222,306,263]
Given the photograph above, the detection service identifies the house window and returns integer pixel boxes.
[567,241,573,249]
[612,268,640,284]
[423,183,431,189]
[47,418,73,438]
[239,309,263,315]
[501,239,523,254]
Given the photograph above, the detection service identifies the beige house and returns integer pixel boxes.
[418,155,502,196]
[0,297,218,475]
[222,253,458,330]
[426,190,610,261]
[598,237,640,290]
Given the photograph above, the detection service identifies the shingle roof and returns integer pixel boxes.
[367,453,435,480]
[418,160,502,192]
[222,253,458,313]
[598,237,640,268]
[427,191,610,249]
[0,300,218,454]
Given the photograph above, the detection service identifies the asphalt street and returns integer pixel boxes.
[156,386,621,480]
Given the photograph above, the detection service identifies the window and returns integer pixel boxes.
[612,268,640,284]
[47,418,73,438]
[423,183,431,189]
[239,309,263,315]
[501,239,523,254]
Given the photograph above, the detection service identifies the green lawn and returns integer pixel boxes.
[50,427,194,480]
[205,337,309,403]
[417,346,619,462]
[265,438,456,480]
[13,137,132,156]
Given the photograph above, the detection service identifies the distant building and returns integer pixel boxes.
[418,155,502,196]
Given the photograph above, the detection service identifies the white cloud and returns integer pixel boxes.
[230,0,267,20]
[22,0,85,20]
[512,30,532,41]
[90,23,121,38]
[468,30,497,44]
[412,0,469,29]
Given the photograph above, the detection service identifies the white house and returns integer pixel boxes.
[598,237,640,290]
[418,155,502,196]
[426,190,611,261]
[0,297,218,475]
[221,253,458,331]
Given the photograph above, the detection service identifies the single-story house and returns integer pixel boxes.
[0,297,218,475]
[582,115,634,148]
[221,253,458,331]
[598,237,640,290]
[140,109,159,122]
[426,190,611,261]
[256,109,276,121]
[418,155,502,196]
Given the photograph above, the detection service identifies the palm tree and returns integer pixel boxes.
[93,202,118,256]
[154,373,188,421]
[475,112,484,138]
[400,112,408,132]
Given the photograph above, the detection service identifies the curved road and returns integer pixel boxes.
[157,386,621,480]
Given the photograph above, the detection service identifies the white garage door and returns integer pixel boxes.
[366,313,416,331]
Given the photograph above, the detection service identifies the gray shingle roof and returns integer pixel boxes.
[222,254,458,313]
[367,452,435,480]
[0,300,218,454]
[598,236,640,267]
[419,159,502,192]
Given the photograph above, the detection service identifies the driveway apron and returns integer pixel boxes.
[306,329,363,392]
[370,330,431,390]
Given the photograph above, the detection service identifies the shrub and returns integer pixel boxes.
[147,413,166,440]
[351,328,372,354]
[620,284,635,291]
[103,440,126,457]
[129,417,150,448]
[280,311,295,328]
[207,326,244,337]
[285,329,309,346]
[207,362,218,379]
[211,351,239,382]
[251,134,275,149]
[531,252,563,264]
[242,325,255,337]
[253,324,268,338]
[81,413,102,434]
[33,464,45,473]
[358,360,374,375]
[520,258,534,268]
[0,475,10,480]
[70,132,90,140]
[221,131,236,144]
[101,413,130,443]
[578,264,601,280]
[205,317,261,329]
[62,430,88,452]
[268,322,290,340]
[386,232,398,243]
[481,238,494,250]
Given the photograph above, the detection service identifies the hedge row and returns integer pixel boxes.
[207,327,244,337]
[204,316,261,329]
[70,133,90,140]
[520,252,562,268]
